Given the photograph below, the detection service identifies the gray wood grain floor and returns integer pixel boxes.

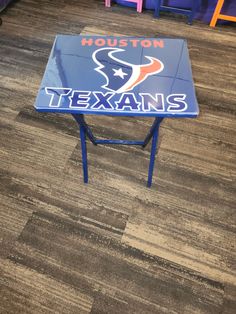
[0,0,236,313]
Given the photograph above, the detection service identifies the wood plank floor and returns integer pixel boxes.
[0,0,236,313]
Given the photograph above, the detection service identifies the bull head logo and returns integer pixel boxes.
[92,47,164,94]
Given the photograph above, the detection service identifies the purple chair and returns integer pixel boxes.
[154,0,199,24]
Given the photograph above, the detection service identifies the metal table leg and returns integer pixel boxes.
[72,114,164,187]
[72,114,97,145]
[147,119,162,187]
[72,113,97,184]
[79,124,88,183]
[142,117,163,148]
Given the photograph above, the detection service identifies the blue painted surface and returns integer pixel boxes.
[95,139,144,145]
[34,35,199,118]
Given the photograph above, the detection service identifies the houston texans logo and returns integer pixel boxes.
[92,47,164,93]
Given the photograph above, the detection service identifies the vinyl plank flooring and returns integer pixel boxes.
[0,258,93,314]
[7,211,224,314]
[222,284,236,314]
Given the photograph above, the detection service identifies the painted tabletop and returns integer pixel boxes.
[34,35,199,117]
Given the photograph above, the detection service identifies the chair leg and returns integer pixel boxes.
[188,11,194,25]
[105,0,111,8]
[154,0,162,18]
[210,0,224,27]
[137,0,143,13]
[188,0,198,24]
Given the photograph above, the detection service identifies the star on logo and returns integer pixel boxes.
[112,68,128,79]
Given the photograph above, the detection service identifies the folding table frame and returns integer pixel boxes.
[72,114,164,187]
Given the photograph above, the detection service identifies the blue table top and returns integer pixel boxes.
[34,35,199,118]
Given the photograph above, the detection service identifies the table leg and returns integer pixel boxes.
[143,117,163,148]
[80,124,88,183]
[72,114,163,187]
[147,123,161,188]
[72,114,97,145]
